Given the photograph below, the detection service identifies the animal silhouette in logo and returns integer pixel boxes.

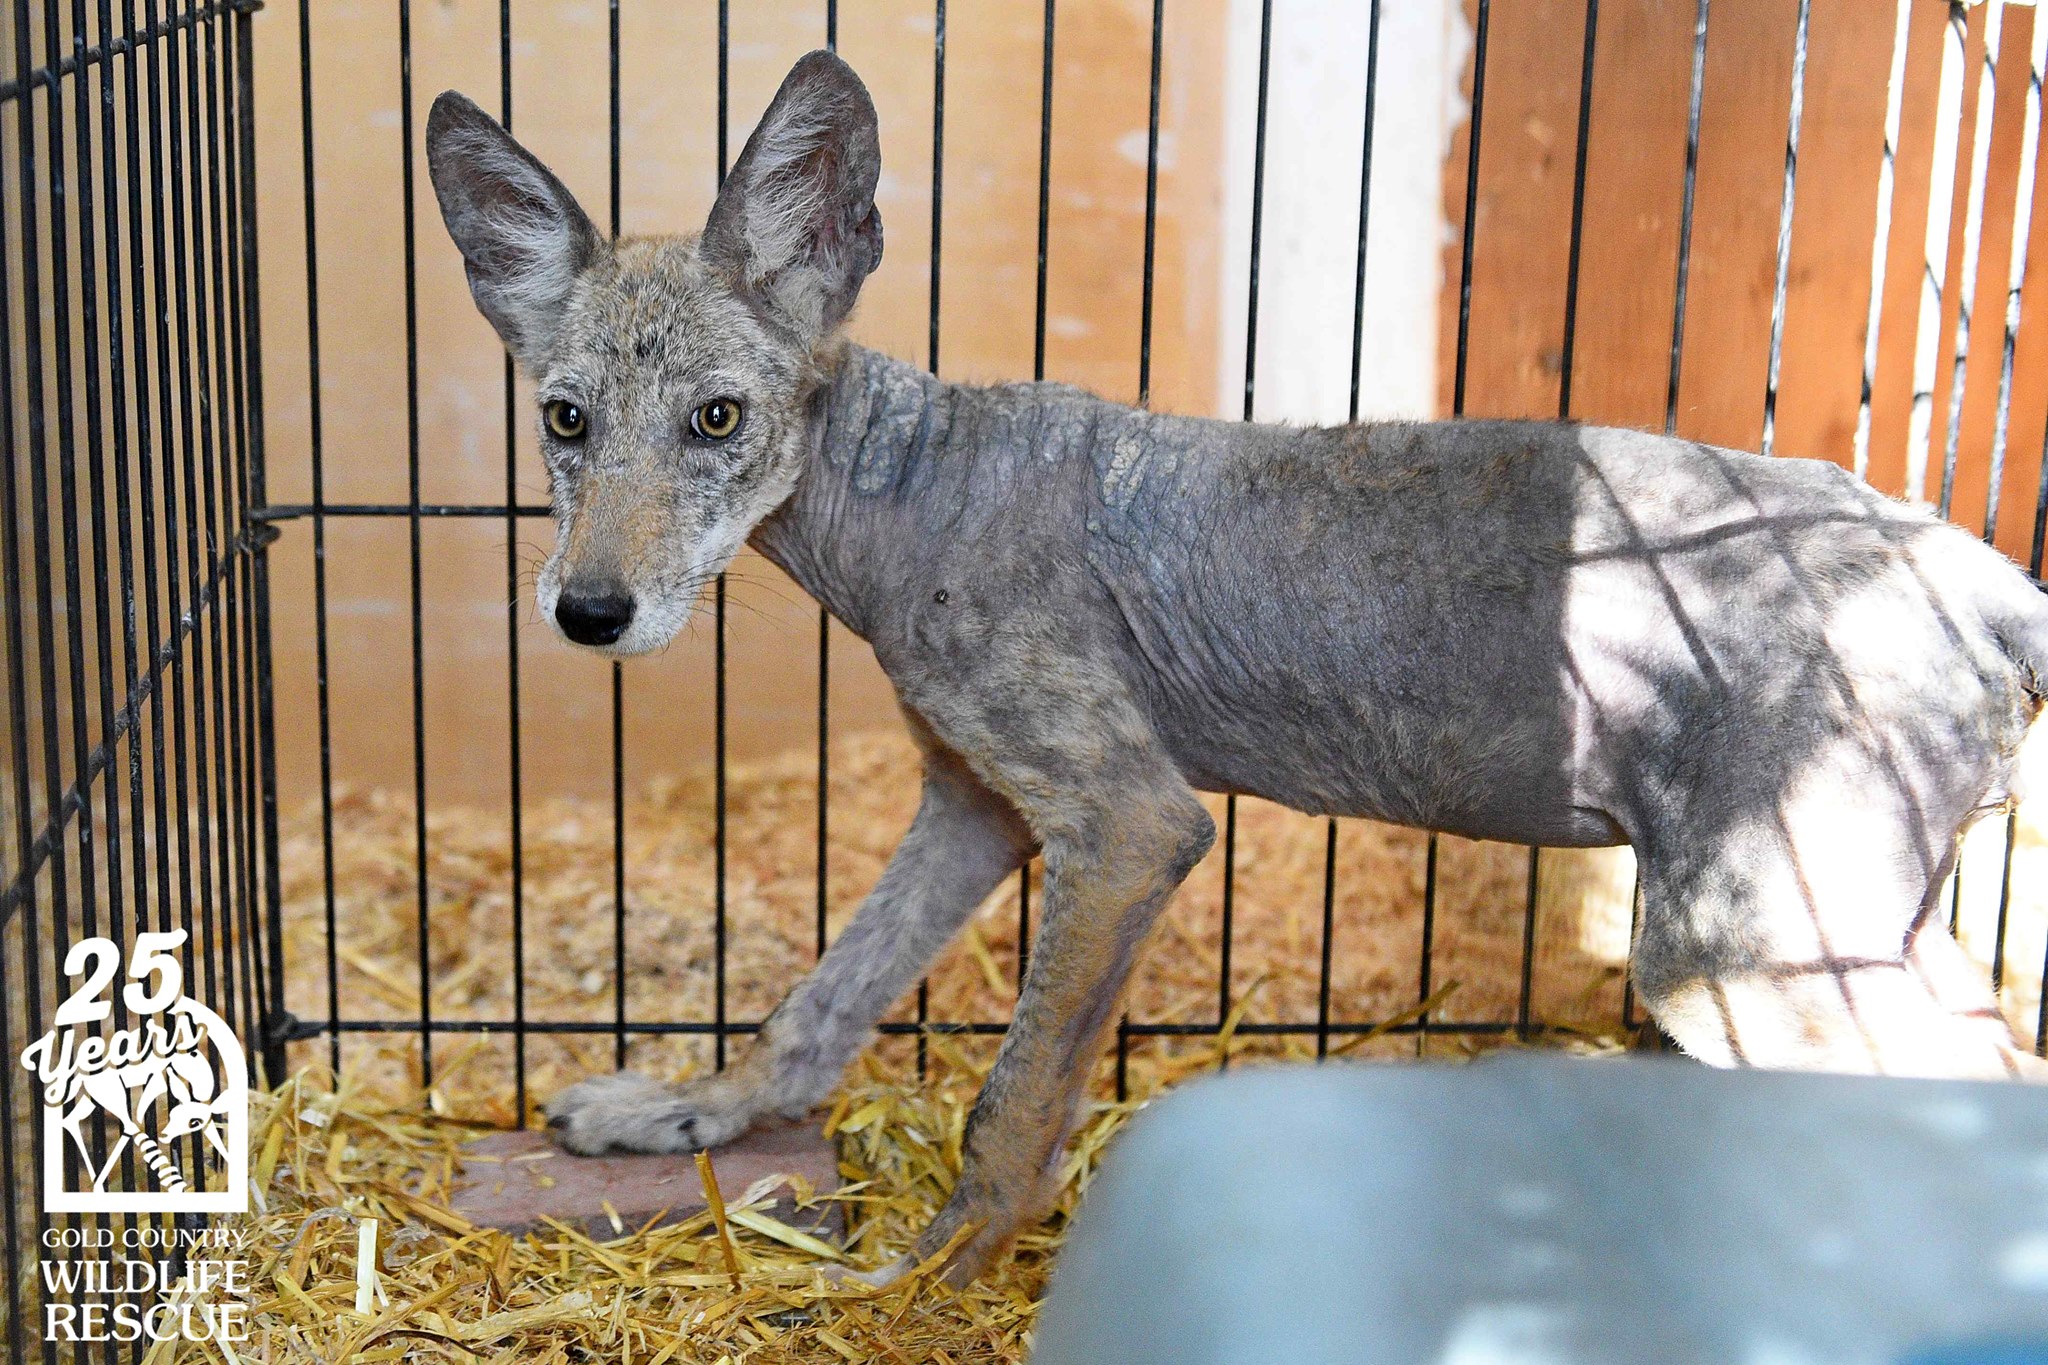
[20,931,248,1214]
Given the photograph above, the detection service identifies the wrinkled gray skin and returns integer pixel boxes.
[428,52,2048,1286]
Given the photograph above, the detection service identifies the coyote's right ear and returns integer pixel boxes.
[426,91,603,370]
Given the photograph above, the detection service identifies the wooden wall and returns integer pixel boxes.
[243,0,2048,814]
[1445,0,2048,564]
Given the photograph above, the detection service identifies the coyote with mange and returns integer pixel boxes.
[426,50,2048,1286]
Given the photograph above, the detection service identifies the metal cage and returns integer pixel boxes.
[3,0,276,1356]
[8,0,2048,1354]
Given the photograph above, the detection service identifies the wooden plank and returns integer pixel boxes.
[1945,4,2034,538]
[1868,0,1952,499]
[1567,0,1704,431]
[1438,0,1595,420]
[1445,0,1896,463]
[1994,31,2048,564]
[1927,5,1991,510]
[1771,0,1896,468]
[452,1120,842,1242]
[1666,0,1802,451]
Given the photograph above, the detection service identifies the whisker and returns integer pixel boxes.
[719,595,798,631]
[719,571,812,615]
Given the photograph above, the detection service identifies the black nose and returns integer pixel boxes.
[555,587,635,646]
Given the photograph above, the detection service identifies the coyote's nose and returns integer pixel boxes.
[555,586,635,646]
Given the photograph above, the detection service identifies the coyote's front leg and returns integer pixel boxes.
[545,732,1034,1154]
[867,657,1216,1286]
[916,794,1211,1284]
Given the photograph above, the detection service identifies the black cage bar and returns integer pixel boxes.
[260,0,2048,1097]
[2,0,277,1356]
[9,0,2048,1352]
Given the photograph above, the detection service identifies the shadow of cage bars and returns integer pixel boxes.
[6,0,2048,1353]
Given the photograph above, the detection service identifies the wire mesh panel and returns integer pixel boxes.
[240,0,2048,1129]
[17,6,2048,1351]
[1,0,279,1355]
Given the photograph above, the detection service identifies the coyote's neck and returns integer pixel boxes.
[748,345,955,639]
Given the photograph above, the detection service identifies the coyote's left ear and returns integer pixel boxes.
[701,50,884,339]
[426,90,604,371]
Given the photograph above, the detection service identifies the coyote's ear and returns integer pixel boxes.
[701,50,884,340]
[426,91,603,370]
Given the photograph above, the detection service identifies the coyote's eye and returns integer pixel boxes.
[690,398,743,441]
[544,400,586,441]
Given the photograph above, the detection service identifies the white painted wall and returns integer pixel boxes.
[1216,0,1468,424]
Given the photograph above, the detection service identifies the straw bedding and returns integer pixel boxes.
[208,726,2048,1362]
[272,727,1652,1118]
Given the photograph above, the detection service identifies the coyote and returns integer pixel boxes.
[427,51,2048,1285]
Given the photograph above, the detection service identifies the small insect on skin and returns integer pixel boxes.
[428,50,2048,1288]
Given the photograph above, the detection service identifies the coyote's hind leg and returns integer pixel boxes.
[1632,782,2042,1080]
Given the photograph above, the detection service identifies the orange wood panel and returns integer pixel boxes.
[1944,6,2034,537]
[1868,0,1951,499]
[1770,0,1895,469]
[1438,0,1597,420]
[1927,6,1990,510]
[1995,83,2048,566]
[1566,0,1705,432]
[1664,0,1801,451]
[1445,0,1897,461]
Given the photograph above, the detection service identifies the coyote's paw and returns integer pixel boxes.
[821,1253,915,1290]
[544,1070,758,1155]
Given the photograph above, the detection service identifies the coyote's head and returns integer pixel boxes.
[426,52,883,655]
